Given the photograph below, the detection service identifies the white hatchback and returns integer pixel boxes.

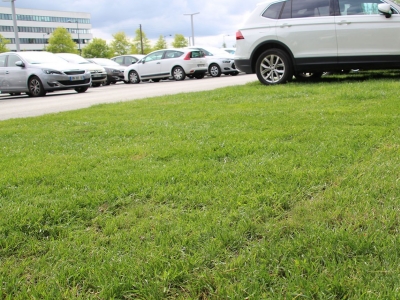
[187,46,239,77]
[124,48,207,83]
[234,0,400,85]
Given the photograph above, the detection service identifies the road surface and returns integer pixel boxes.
[0,74,257,121]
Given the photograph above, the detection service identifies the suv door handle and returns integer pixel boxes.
[337,20,351,25]
[279,23,292,28]
[5,71,9,74]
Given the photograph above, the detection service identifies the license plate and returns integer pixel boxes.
[92,74,102,77]
[197,64,206,67]
[69,75,84,81]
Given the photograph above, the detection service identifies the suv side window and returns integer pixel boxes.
[292,0,330,18]
[7,54,20,67]
[338,0,389,15]
[262,2,285,19]
[264,0,331,19]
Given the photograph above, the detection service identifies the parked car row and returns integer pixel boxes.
[0,46,241,97]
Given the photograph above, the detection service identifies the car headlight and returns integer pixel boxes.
[42,69,63,75]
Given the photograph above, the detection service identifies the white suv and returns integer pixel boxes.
[234,0,400,85]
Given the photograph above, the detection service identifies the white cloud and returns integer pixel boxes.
[1,0,261,49]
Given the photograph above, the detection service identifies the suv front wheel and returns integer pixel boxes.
[256,49,293,85]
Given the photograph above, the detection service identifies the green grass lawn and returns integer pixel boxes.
[1,71,399,299]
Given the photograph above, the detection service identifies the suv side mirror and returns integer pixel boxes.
[378,3,392,18]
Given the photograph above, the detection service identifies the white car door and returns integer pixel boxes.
[335,0,400,59]
[161,50,182,76]
[138,51,164,78]
[276,0,337,60]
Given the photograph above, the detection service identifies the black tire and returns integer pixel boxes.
[91,83,101,87]
[230,72,239,76]
[173,66,186,81]
[129,70,140,84]
[256,49,293,85]
[209,64,221,77]
[75,87,89,93]
[194,73,205,79]
[123,80,130,84]
[295,72,323,81]
[28,76,46,97]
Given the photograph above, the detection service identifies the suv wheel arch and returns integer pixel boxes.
[250,41,295,74]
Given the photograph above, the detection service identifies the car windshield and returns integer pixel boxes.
[90,59,120,66]
[18,52,69,64]
[57,54,91,64]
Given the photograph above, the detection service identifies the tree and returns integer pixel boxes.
[153,35,168,51]
[46,27,78,53]
[0,34,10,53]
[82,38,112,58]
[171,34,188,48]
[132,28,152,55]
[110,32,131,56]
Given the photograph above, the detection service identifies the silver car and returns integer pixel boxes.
[0,51,91,97]
[55,53,107,87]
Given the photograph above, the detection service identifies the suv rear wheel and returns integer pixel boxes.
[256,49,293,85]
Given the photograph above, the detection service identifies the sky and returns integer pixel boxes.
[0,0,263,48]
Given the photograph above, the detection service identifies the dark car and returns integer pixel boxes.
[87,58,127,85]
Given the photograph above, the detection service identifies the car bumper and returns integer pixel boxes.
[43,73,91,90]
[234,59,253,74]
[91,73,107,83]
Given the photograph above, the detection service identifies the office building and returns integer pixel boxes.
[0,6,92,51]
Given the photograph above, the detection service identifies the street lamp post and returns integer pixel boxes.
[183,12,199,46]
[223,34,230,48]
[2,0,20,51]
[68,19,81,55]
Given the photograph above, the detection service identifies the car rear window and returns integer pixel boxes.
[190,51,204,58]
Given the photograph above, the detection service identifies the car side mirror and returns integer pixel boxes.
[15,61,25,67]
[378,3,392,18]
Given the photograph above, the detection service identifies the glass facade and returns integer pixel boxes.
[6,37,88,45]
[0,13,90,24]
[0,25,91,34]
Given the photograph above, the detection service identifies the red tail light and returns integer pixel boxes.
[184,52,191,60]
[236,30,244,40]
